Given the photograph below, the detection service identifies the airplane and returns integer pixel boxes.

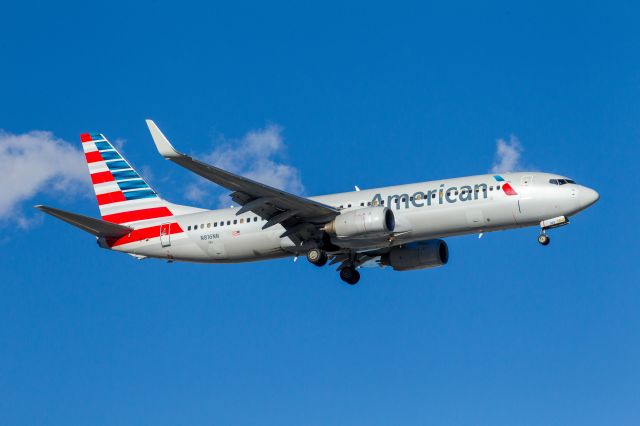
[36,120,600,284]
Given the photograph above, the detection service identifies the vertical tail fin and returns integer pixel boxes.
[80,133,175,225]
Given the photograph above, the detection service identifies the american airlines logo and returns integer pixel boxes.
[370,175,518,210]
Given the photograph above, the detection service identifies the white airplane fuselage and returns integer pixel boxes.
[107,171,599,263]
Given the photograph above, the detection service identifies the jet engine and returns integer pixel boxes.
[323,206,395,239]
[380,239,449,271]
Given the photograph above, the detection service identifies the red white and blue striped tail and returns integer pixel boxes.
[80,132,175,226]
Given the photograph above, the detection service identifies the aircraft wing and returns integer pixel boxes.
[146,120,339,242]
[35,205,133,237]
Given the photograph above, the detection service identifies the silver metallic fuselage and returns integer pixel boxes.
[114,172,599,262]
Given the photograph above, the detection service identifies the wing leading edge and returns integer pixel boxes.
[145,120,339,243]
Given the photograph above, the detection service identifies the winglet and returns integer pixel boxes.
[145,119,182,158]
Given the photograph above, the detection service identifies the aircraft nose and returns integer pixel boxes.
[579,186,600,209]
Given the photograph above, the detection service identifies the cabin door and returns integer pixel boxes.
[160,222,171,247]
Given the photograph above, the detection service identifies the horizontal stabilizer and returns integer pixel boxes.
[34,205,133,237]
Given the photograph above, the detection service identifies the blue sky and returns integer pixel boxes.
[1,1,639,425]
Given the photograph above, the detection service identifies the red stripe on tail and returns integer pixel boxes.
[85,151,103,163]
[80,133,92,142]
[96,191,127,205]
[102,207,173,224]
[90,171,115,184]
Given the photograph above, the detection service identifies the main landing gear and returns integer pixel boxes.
[306,248,328,267]
[339,266,360,285]
[306,248,361,285]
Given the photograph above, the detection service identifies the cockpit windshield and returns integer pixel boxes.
[549,178,576,185]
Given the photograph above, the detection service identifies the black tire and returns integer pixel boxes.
[538,234,550,246]
[339,267,360,285]
[315,253,328,267]
[307,249,328,267]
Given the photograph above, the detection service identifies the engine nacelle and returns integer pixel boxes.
[381,239,449,271]
[324,207,395,239]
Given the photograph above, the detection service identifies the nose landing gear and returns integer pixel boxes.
[537,233,550,246]
[537,215,569,246]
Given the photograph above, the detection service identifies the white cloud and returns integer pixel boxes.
[184,183,208,203]
[491,135,523,173]
[0,129,90,226]
[185,124,304,207]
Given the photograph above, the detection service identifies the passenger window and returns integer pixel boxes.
[194,225,198,230]
[200,224,204,228]
[233,219,237,224]
[188,226,192,231]
[214,222,217,227]
[367,202,372,206]
[360,202,364,206]
[240,218,244,224]
[489,186,493,191]
[254,217,258,222]
[220,221,224,226]
[432,193,436,198]
[227,220,230,225]
[497,185,501,190]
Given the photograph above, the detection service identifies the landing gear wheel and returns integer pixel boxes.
[339,267,360,285]
[306,248,328,267]
[538,234,550,246]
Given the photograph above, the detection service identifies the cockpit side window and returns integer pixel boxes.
[550,178,577,185]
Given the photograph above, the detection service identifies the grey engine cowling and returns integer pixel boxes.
[381,239,449,271]
[323,206,395,239]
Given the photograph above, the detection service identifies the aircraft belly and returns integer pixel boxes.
[117,233,211,261]
[516,197,557,225]
[407,206,473,236]
[205,238,227,259]
[484,197,519,228]
[222,230,286,260]
[465,209,484,227]
[396,199,519,240]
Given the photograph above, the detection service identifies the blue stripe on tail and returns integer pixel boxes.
[123,190,157,200]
